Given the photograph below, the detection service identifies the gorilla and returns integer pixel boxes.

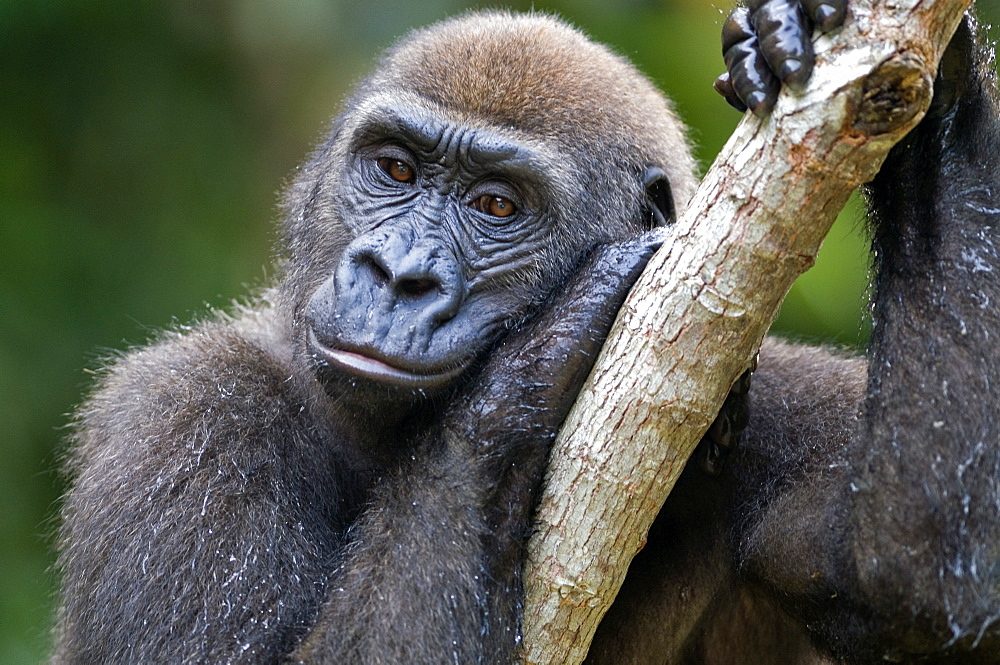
[53,1,1000,664]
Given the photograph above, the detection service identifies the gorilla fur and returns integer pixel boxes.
[53,7,1000,665]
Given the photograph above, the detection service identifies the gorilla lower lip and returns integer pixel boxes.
[308,329,465,388]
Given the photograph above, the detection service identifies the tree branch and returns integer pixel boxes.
[521,1,973,663]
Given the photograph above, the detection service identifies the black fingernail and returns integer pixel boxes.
[779,59,812,91]
[814,3,844,31]
[713,73,732,96]
[815,4,835,27]
[779,59,801,80]
[746,90,772,116]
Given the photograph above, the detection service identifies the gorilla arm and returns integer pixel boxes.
[55,230,663,665]
[289,231,667,664]
[54,309,346,664]
[523,2,970,662]
[735,15,1000,661]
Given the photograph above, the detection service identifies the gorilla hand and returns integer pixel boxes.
[698,365,754,476]
[444,228,669,525]
[714,0,848,115]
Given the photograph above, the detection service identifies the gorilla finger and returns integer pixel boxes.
[801,0,847,32]
[632,225,672,254]
[589,227,670,283]
[733,366,754,397]
[718,9,755,113]
[714,72,749,113]
[722,7,755,55]
[724,40,781,116]
[699,371,753,477]
[752,0,815,91]
[537,227,670,343]
[707,413,735,451]
[699,441,722,476]
[479,229,673,408]
[724,370,753,432]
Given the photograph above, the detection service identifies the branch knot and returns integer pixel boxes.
[853,51,933,135]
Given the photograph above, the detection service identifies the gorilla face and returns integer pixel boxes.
[304,101,570,394]
[279,12,694,405]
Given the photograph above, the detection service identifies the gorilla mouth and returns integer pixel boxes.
[307,329,468,389]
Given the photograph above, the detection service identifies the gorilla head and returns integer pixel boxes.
[276,12,697,402]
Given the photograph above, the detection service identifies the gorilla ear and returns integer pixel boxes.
[642,166,676,227]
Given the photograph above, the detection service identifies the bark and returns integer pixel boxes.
[521,1,973,663]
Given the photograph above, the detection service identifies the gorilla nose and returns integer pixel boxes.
[357,251,442,301]
[335,234,467,333]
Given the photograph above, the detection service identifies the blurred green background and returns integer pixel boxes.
[3,1,998,662]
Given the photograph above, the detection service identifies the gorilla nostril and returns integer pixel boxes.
[349,246,451,302]
[371,264,391,288]
[356,253,391,288]
[398,277,439,298]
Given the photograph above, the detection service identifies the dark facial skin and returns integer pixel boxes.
[306,107,558,396]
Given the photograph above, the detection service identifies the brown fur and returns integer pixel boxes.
[53,10,1000,665]
[374,12,698,209]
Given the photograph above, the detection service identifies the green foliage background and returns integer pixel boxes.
[3,1,997,661]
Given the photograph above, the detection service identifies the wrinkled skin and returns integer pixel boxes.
[51,3,1000,665]
[306,117,569,391]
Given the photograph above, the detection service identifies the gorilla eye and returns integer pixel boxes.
[472,194,516,218]
[377,158,415,183]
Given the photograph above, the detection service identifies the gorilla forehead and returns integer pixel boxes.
[363,11,698,205]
